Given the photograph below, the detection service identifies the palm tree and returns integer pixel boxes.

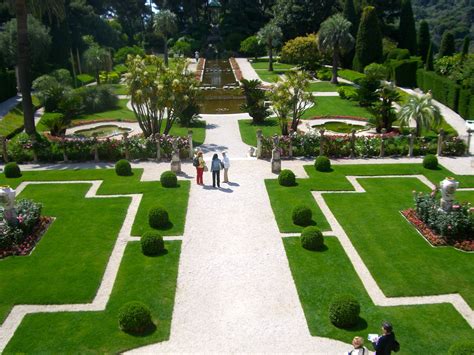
[257,22,283,72]
[14,0,64,136]
[153,10,177,67]
[398,94,442,136]
[318,14,354,84]
[82,44,111,85]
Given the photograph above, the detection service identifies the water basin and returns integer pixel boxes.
[74,125,132,138]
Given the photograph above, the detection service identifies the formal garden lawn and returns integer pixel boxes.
[250,60,295,83]
[238,118,280,147]
[302,97,374,119]
[307,81,353,92]
[266,164,474,350]
[0,168,189,325]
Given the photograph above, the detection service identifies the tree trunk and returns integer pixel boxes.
[70,48,77,88]
[164,35,169,67]
[76,47,82,74]
[416,118,421,137]
[331,47,339,84]
[268,39,273,72]
[16,0,36,136]
[95,69,100,85]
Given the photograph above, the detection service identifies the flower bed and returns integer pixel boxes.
[229,57,243,82]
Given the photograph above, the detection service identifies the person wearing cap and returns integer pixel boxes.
[372,321,399,354]
[221,151,230,183]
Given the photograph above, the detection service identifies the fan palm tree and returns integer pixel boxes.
[153,10,177,67]
[13,0,65,136]
[398,93,442,136]
[82,44,111,85]
[318,14,354,84]
[257,22,283,72]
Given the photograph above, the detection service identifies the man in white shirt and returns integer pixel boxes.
[222,151,230,183]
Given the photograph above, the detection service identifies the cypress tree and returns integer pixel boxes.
[461,36,470,57]
[398,0,417,55]
[439,31,455,57]
[425,42,434,71]
[417,20,430,62]
[353,6,383,72]
[344,0,358,37]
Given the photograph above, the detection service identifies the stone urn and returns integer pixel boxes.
[439,177,459,212]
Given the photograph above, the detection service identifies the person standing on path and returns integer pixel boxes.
[210,153,222,188]
[347,336,369,355]
[372,321,399,355]
[196,151,206,185]
[222,151,230,183]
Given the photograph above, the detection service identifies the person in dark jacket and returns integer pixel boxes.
[372,321,399,355]
[210,153,222,188]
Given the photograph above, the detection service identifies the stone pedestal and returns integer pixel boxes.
[1,136,8,163]
[408,133,414,157]
[188,130,194,159]
[350,129,356,159]
[437,129,444,156]
[155,134,161,161]
[271,134,281,174]
[170,138,181,173]
[256,129,263,159]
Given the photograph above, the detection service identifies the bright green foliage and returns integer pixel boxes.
[280,34,320,71]
[370,84,401,132]
[292,205,313,226]
[387,48,411,61]
[83,43,112,85]
[257,22,283,72]
[153,10,177,67]
[425,43,434,71]
[398,0,417,55]
[364,63,387,81]
[423,154,438,169]
[172,39,192,57]
[148,206,170,229]
[115,160,132,176]
[439,32,456,57]
[418,21,431,62]
[160,171,178,188]
[448,341,474,355]
[416,69,461,112]
[353,6,383,72]
[240,79,270,124]
[240,36,266,60]
[318,14,354,84]
[300,226,323,250]
[278,169,296,187]
[329,294,360,328]
[398,94,442,136]
[4,162,21,178]
[114,46,145,64]
[118,301,153,333]
[315,156,331,172]
[141,231,165,256]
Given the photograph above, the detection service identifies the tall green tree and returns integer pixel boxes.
[398,0,417,55]
[461,36,470,57]
[439,31,455,57]
[153,10,177,67]
[318,14,354,84]
[425,42,434,71]
[353,6,383,72]
[257,22,283,72]
[398,94,442,137]
[13,0,65,136]
[82,43,111,84]
[417,20,430,62]
[343,0,358,37]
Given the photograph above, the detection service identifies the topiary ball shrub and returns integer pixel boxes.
[448,341,474,355]
[118,301,153,334]
[315,155,331,172]
[4,162,21,178]
[423,154,438,169]
[148,206,170,229]
[292,205,312,226]
[160,171,177,188]
[278,169,296,186]
[115,159,132,176]
[329,294,361,328]
[300,226,324,250]
[141,231,165,256]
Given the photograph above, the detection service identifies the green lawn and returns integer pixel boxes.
[302,97,374,119]
[307,82,353,92]
[284,237,474,354]
[110,84,130,96]
[250,60,295,70]
[311,121,367,133]
[238,119,280,146]
[337,69,365,82]
[251,60,295,83]
[5,241,181,353]
[0,97,40,138]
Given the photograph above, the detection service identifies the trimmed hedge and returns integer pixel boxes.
[115,159,132,176]
[118,301,153,333]
[416,69,461,112]
[4,162,21,178]
[160,171,178,188]
[141,231,165,256]
[148,206,170,229]
[329,294,360,328]
[300,226,324,250]
[458,89,474,120]
[0,70,17,102]
[278,169,296,186]
[292,205,312,226]
[388,59,419,88]
[315,156,331,172]
[423,154,438,169]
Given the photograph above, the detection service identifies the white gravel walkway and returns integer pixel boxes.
[235,58,273,86]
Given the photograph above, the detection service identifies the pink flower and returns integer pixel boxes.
[17,215,24,224]
[453,205,460,210]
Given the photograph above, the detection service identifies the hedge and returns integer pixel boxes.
[388,59,419,88]
[458,89,474,120]
[0,70,17,102]
[416,69,461,112]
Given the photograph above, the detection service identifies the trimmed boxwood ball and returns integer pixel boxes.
[278,169,296,186]
[141,231,165,256]
[118,301,153,333]
[115,159,132,176]
[292,205,312,226]
[423,154,438,169]
[300,226,323,250]
[160,170,177,188]
[315,155,331,172]
[148,206,170,229]
[329,294,360,328]
[4,162,21,178]
[448,341,474,355]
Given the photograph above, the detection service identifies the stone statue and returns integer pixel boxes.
[170,138,181,173]
[0,186,17,224]
[439,177,459,212]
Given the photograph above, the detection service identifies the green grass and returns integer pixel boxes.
[251,60,295,83]
[284,237,474,354]
[338,69,365,82]
[110,84,130,96]
[238,119,280,146]
[250,60,295,70]
[307,82,353,92]
[0,97,41,138]
[74,99,137,123]
[311,121,367,133]
[5,241,181,353]
[302,97,373,119]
